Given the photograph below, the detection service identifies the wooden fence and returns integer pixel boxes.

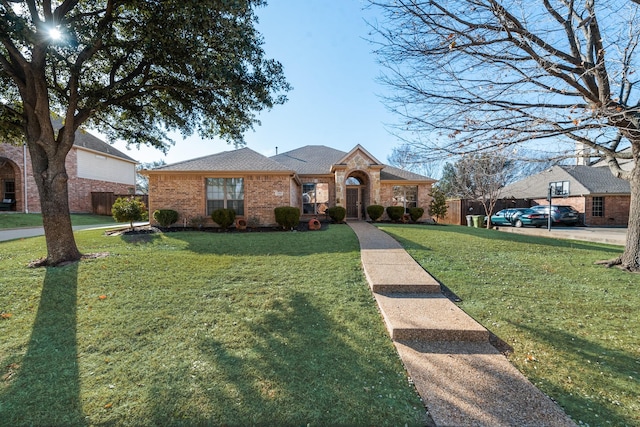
[439,198,532,225]
[91,192,148,216]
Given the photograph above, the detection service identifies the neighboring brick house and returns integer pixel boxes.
[0,130,137,213]
[143,144,436,227]
[498,165,630,226]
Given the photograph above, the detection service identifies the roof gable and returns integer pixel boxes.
[334,144,382,167]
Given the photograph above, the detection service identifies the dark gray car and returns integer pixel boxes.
[530,205,580,225]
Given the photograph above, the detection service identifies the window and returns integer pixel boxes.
[550,181,570,196]
[393,186,418,212]
[592,196,604,217]
[206,178,244,215]
[302,182,329,214]
[3,180,15,201]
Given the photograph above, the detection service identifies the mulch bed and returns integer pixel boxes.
[105,220,331,236]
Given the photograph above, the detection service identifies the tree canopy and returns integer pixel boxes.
[0,0,290,265]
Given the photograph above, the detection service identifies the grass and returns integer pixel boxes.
[0,225,426,426]
[378,223,640,427]
[0,213,115,229]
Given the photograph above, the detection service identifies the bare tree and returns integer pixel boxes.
[442,151,513,227]
[370,0,640,270]
[387,143,442,177]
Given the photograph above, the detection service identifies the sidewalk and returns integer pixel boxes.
[348,221,577,427]
[0,222,149,242]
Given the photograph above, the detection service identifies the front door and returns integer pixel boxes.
[346,187,361,219]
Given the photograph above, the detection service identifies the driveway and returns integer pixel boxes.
[493,225,627,246]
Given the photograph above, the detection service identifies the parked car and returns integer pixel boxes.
[489,208,548,228]
[530,205,580,226]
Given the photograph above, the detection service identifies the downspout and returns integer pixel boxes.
[23,142,28,213]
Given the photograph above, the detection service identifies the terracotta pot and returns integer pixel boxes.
[308,218,321,230]
[236,218,247,230]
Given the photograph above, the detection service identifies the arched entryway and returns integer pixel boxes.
[345,171,370,220]
[0,157,18,211]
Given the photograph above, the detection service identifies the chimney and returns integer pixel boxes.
[576,142,592,166]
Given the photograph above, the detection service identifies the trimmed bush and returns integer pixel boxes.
[190,215,207,228]
[153,209,179,227]
[274,206,300,230]
[386,206,405,222]
[408,207,425,223]
[112,196,147,229]
[211,208,236,229]
[366,205,384,222]
[326,206,346,223]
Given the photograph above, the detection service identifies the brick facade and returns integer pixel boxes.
[148,173,294,227]
[532,195,630,226]
[1,143,134,213]
[584,195,630,226]
[145,145,436,226]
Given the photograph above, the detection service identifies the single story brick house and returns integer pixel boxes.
[498,165,630,226]
[0,130,137,213]
[143,144,436,227]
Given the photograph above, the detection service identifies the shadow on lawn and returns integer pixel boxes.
[147,293,428,425]
[380,224,623,254]
[0,265,86,426]
[512,322,637,426]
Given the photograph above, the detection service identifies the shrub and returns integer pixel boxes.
[247,216,261,228]
[326,206,346,223]
[190,215,207,228]
[366,205,384,222]
[211,208,236,229]
[112,196,147,230]
[429,187,448,223]
[274,206,300,230]
[386,206,405,222]
[408,207,425,222]
[153,209,179,227]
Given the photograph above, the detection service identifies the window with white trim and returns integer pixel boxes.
[302,182,329,214]
[393,186,418,212]
[206,178,244,215]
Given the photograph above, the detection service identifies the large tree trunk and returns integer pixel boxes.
[28,140,82,266]
[620,155,640,271]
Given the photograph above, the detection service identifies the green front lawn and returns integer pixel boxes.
[0,225,426,426]
[379,224,639,427]
[0,213,115,229]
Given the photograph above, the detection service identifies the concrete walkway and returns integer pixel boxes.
[348,221,577,427]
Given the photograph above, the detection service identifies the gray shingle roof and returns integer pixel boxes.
[150,144,436,181]
[154,147,293,172]
[380,165,435,181]
[50,118,137,162]
[271,145,434,181]
[73,130,137,163]
[270,145,346,175]
[499,165,629,199]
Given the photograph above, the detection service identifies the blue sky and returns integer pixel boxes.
[107,1,403,166]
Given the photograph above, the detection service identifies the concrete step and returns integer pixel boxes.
[361,249,442,293]
[374,293,490,342]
